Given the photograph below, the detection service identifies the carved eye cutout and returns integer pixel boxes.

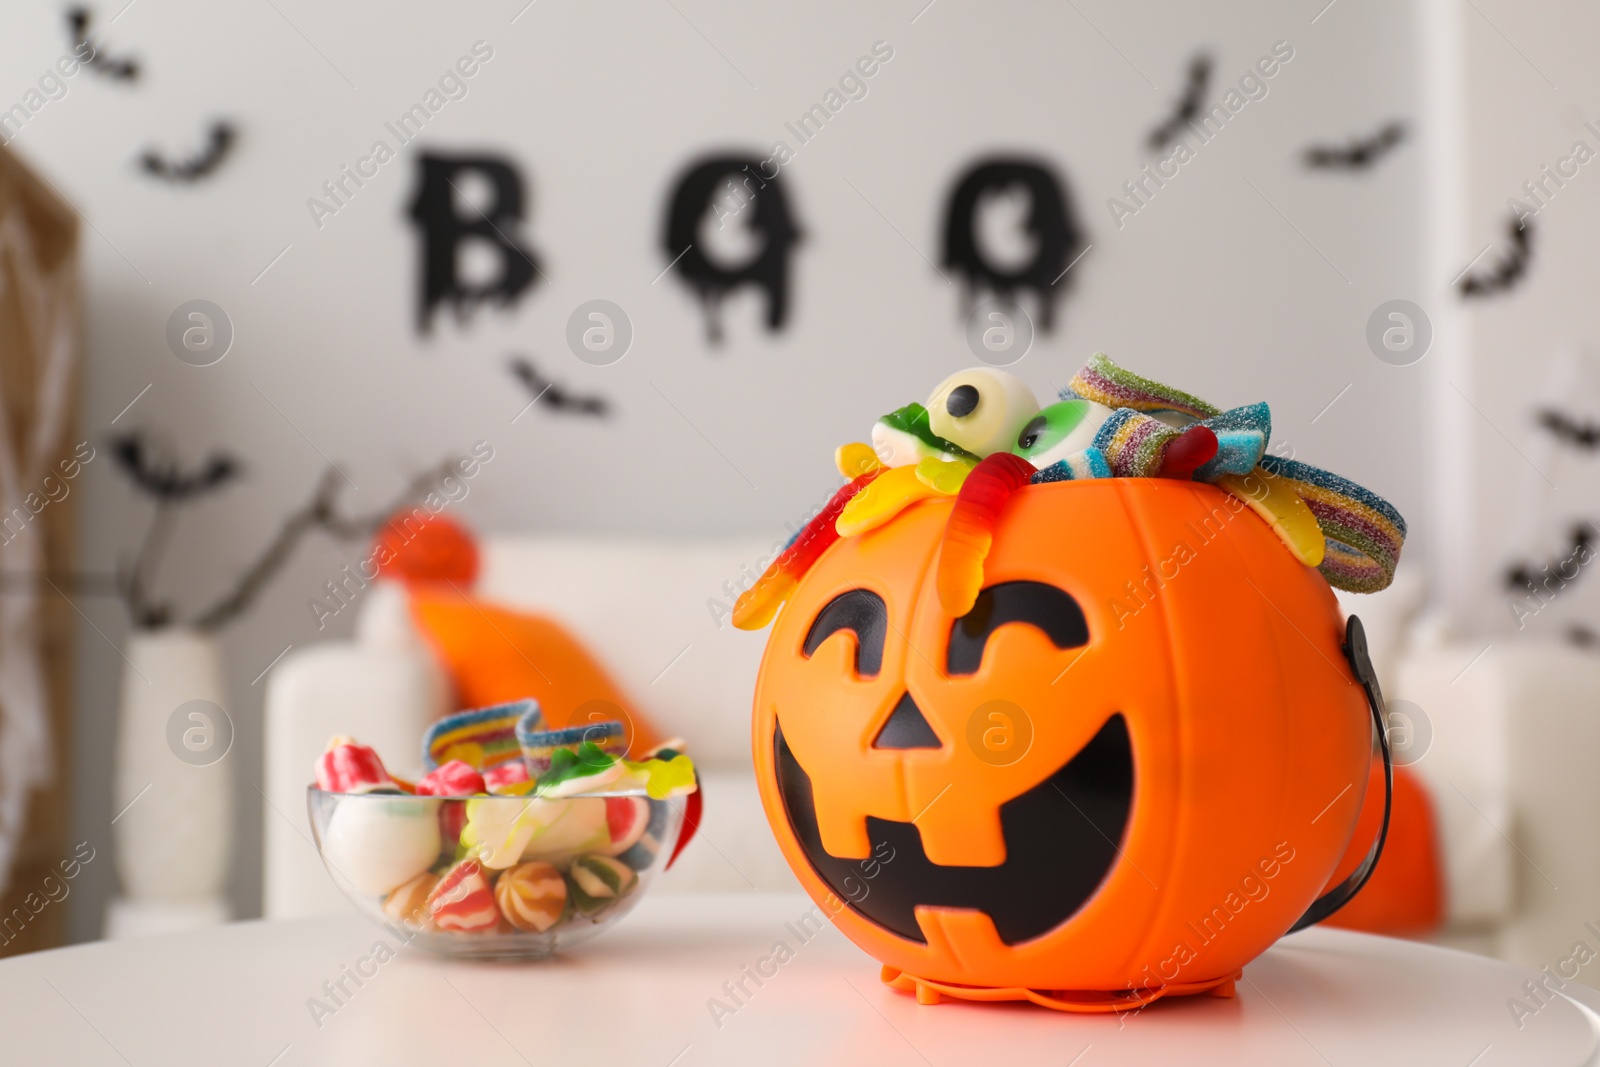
[947,581,1089,675]
[803,589,888,677]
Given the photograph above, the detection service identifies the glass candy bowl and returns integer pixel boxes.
[308,786,685,960]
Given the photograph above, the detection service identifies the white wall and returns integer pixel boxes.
[1426,0,1600,635]
[0,0,1425,936]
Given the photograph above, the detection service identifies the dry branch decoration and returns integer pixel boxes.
[50,433,459,631]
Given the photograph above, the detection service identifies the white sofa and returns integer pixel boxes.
[263,536,797,921]
[263,537,1600,969]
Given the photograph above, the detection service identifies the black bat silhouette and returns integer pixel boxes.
[1147,55,1211,150]
[65,7,138,81]
[1459,216,1532,298]
[1537,408,1600,450]
[140,122,237,183]
[1506,523,1594,592]
[111,433,239,501]
[1304,121,1406,170]
[509,358,609,418]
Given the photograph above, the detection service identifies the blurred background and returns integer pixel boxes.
[0,0,1594,969]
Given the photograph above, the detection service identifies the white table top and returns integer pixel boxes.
[3,892,1597,1066]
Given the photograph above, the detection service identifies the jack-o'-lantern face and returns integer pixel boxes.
[751,479,1370,993]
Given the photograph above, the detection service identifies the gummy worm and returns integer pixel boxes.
[936,452,1036,617]
[733,469,883,630]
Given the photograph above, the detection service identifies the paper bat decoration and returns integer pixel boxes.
[1303,121,1406,170]
[66,6,138,81]
[1505,522,1594,592]
[111,434,238,501]
[509,357,609,418]
[1536,408,1600,450]
[140,122,237,183]
[1459,216,1532,298]
[1146,55,1211,150]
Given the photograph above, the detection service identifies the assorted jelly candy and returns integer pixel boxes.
[1216,470,1326,568]
[533,741,697,801]
[534,742,631,796]
[312,711,702,942]
[458,796,540,869]
[484,761,533,795]
[382,870,438,927]
[427,857,500,932]
[834,441,883,479]
[1066,351,1220,422]
[321,795,441,895]
[871,402,977,468]
[926,368,1040,458]
[623,753,697,801]
[936,452,1038,616]
[438,799,468,852]
[1030,449,1111,483]
[1258,454,1405,593]
[612,797,673,871]
[414,759,485,798]
[460,793,612,868]
[423,700,537,772]
[518,718,625,777]
[836,465,942,537]
[914,455,975,495]
[1159,425,1219,480]
[495,861,569,933]
[602,797,652,856]
[568,855,637,917]
[732,469,882,630]
[315,737,398,794]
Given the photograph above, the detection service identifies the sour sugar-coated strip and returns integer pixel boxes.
[936,453,1036,616]
[733,469,883,631]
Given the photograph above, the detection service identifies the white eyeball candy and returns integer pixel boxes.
[322,796,442,896]
[926,368,1040,458]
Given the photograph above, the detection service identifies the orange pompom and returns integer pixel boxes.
[374,511,479,586]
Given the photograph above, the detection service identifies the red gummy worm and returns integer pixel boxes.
[937,453,1035,616]
[1158,425,1218,480]
[733,469,883,630]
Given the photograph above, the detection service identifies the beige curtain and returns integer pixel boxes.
[0,144,78,949]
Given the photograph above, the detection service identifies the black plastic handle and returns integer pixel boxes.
[1288,614,1394,933]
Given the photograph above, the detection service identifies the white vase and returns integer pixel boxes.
[109,629,232,929]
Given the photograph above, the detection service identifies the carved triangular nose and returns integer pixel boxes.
[872,692,942,750]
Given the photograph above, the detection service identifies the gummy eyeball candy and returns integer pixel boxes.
[321,796,442,895]
[926,368,1040,458]
[1012,399,1115,468]
[495,861,568,932]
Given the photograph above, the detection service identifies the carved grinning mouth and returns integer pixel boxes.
[774,712,1134,945]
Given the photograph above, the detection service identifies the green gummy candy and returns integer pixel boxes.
[878,403,977,461]
[539,742,617,791]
